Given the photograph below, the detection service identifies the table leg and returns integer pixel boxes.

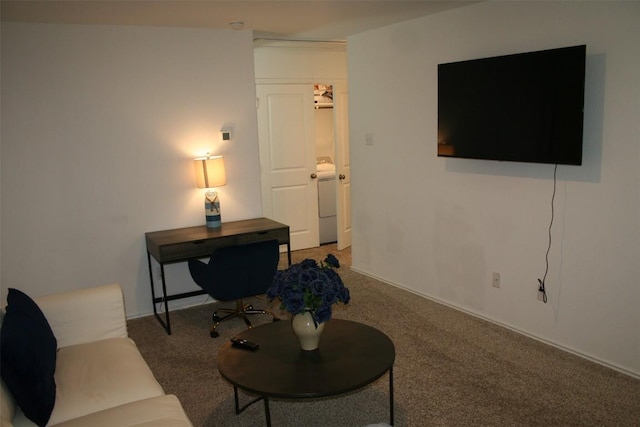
[264,396,271,427]
[389,366,394,426]
[232,386,267,420]
[233,386,240,414]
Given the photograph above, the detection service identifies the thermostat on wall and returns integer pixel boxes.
[221,131,231,141]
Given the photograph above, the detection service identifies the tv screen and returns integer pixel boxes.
[437,45,586,165]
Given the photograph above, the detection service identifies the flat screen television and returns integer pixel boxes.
[437,45,586,165]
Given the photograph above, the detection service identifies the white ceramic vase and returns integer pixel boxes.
[291,310,325,351]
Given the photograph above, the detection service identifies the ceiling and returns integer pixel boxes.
[1,1,476,42]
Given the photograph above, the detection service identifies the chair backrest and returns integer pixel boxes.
[188,239,280,301]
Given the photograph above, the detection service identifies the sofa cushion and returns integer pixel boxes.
[0,288,57,427]
[51,394,192,427]
[46,337,165,425]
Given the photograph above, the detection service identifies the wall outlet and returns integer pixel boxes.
[492,272,501,288]
[538,291,545,301]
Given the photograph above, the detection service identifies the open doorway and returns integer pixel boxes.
[256,82,350,251]
[314,84,338,245]
[254,41,350,251]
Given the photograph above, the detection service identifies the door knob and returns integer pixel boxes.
[339,174,346,180]
[310,173,317,179]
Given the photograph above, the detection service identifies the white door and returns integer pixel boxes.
[333,82,351,250]
[257,84,319,250]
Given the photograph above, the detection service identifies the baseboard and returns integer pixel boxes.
[350,266,640,380]
[127,294,214,320]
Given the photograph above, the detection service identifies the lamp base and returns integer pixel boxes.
[205,190,221,228]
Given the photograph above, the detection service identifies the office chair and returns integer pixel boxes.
[187,239,280,337]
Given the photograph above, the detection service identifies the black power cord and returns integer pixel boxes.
[538,164,558,304]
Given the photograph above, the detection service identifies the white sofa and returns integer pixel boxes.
[0,283,192,427]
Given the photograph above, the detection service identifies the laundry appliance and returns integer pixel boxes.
[316,157,337,244]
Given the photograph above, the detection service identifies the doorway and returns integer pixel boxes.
[256,82,350,251]
[314,84,337,245]
[253,41,350,251]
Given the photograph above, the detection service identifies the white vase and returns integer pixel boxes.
[291,311,325,351]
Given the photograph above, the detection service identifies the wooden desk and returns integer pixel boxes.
[145,218,290,334]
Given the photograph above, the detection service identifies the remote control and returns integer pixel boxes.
[231,337,259,351]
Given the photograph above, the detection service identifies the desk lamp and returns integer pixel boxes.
[194,155,226,228]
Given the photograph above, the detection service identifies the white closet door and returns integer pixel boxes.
[333,81,351,250]
[257,84,319,250]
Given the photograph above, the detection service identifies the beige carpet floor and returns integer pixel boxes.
[128,244,640,426]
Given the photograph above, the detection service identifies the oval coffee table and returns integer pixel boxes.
[217,319,395,426]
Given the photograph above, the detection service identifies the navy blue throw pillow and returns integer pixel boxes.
[1,288,57,427]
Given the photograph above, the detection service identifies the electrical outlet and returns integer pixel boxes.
[492,272,501,288]
[538,291,545,301]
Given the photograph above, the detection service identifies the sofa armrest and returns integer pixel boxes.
[35,283,128,348]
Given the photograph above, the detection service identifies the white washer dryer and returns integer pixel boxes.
[317,160,337,244]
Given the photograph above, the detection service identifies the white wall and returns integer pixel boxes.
[1,23,262,317]
[348,2,640,376]
[254,41,347,83]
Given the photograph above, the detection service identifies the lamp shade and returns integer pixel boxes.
[194,156,226,188]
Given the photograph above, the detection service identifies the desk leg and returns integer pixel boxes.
[147,252,172,335]
[287,242,292,266]
[264,396,271,427]
[389,366,394,426]
[159,263,171,334]
[147,252,156,316]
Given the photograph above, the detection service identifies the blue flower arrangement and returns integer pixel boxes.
[267,254,350,326]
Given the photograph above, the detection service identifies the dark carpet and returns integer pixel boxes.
[128,244,640,426]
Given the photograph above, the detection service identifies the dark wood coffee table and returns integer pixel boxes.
[217,319,395,426]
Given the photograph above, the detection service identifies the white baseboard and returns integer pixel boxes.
[350,266,640,380]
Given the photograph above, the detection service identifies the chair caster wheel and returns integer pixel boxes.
[210,330,219,338]
[212,313,221,322]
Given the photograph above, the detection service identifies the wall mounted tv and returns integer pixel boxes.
[437,45,586,165]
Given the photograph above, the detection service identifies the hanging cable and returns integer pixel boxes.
[538,164,557,304]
